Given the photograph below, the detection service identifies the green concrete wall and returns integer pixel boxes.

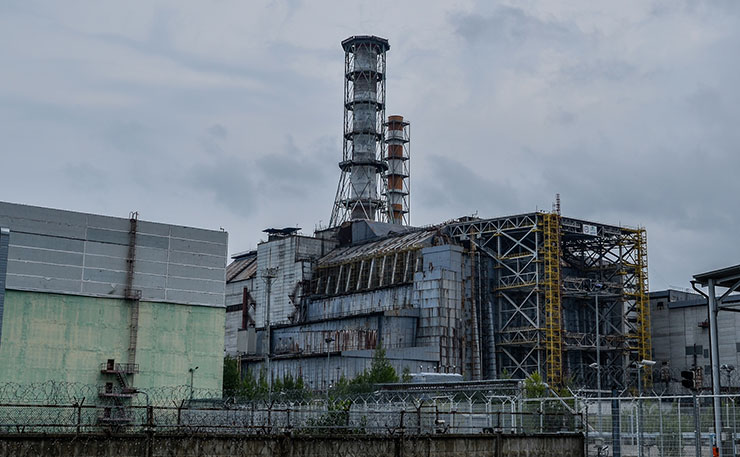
[0,291,225,391]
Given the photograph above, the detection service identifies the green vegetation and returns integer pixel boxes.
[401,366,412,383]
[329,347,399,397]
[222,356,240,393]
[222,356,312,401]
[523,371,547,398]
[223,347,400,402]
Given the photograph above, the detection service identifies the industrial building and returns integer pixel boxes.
[0,201,228,395]
[650,289,740,392]
[224,35,652,391]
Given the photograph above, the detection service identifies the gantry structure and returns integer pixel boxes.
[445,212,651,389]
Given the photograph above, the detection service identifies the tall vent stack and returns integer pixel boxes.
[330,36,390,227]
[384,115,410,225]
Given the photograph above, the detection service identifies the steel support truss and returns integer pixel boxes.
[330,37,390,226]
[446,213,651,389]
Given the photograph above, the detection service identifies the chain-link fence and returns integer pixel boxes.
[0,381,584,436]
[582,394,740,457]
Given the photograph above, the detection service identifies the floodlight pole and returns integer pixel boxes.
[637,359,655,457]
[707,278,723,457]
[638,364,644,457]
[325,336,335,397]
[263,267,278,395]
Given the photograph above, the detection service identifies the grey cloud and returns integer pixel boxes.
[187,155,257,215]
[2,1,740,290]
[63,163,111,192]
[417,154,522,217]
[103,121,158,156]
[558,59,637,85]
[547,108,576,125]
[255,134,337,197]
[207,124,228,139]
[452,6,579,46]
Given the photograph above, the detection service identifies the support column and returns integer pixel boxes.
[708,278,723,457]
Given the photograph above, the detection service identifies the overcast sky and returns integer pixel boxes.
[1,1,738,291]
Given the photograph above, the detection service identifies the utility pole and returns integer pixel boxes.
[263,267,278,395]
[325,336,335,397]
[637,359,656,457]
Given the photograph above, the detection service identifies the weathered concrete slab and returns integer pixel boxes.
[0,433,584,457]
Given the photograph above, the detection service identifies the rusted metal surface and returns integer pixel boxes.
[226,253,258,283]
[318,229,436,267]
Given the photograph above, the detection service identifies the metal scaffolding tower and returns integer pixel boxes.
[446,213,651,389]
[330,36,390,226]
[623,228,652,386]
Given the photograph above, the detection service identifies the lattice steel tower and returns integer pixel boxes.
[330,36,390,226]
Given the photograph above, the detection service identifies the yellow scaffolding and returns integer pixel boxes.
[635,228,652,386]
[621,227,652,387]
[542,212,563,387]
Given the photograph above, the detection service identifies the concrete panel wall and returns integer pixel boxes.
[307,286,415,321]
[225,311,242,355]
[252,236,327,327]
[0,290,224,390]
[415,245,464,374]
[0,433,585,457]
[0,201,227,308]
[246,346,437,390]
[268,313,418,357]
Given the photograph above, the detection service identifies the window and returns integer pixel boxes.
[686,345,704,356]
[657,301,665,310]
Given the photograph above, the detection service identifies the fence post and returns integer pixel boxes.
[147,405,153,428]
[76,397,85,434]
[733,398,737,457]
[659,397,665,457]
[678,398,683,455]
[176,399,184,427]
[694,393,701,457]
[631,401,636,446]
[416,402,422,435]
[612,392,621,457]
[584,404,589,457]
[469,399,473,433]
[540,399,544,433]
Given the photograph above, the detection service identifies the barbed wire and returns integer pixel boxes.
[0,381,582,436]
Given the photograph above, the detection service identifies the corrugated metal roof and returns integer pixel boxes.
[226,254,257,283]
[318,228,438,267]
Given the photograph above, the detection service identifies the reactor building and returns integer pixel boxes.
[224,36,652,391]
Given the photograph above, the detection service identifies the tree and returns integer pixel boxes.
[366,347,399,384]
[329,346,399,397]
[222,356,241,394]
[524,372,547,398]
[401,367,412,383]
